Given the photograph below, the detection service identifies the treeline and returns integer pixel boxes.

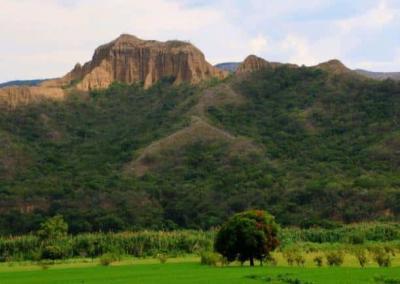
[2,223,400,262]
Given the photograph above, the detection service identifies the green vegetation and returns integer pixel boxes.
[0,230,213,262]
[1,259,400,284]
[1,223,400,262]
[215,210,279,266]
[1,66,400,235]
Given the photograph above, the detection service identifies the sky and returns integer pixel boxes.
[0,0,399,82]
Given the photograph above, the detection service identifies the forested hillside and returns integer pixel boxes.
[1,66,399,235]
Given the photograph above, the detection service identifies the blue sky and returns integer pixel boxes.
[0,0,399,82]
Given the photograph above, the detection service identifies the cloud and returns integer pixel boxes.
[249,35,268,55]
[337,0,395,32]
[0,0,227,81]
[0,0,400,81]
[280,35,316,66]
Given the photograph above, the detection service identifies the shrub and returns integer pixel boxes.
[353,249,368,268]
[325,251,344,266]
[200,251,221,266]
[373,249,391,267]
[264,254,277,266]
[37,216,68,241]
[99,253,120,266]
[283,248,304,266]
[41,245,67,260]
[157,253,168,264]
[294,254,306,266]
[313,255,323,267]
[374,276,400,284]
[37,260,53,270]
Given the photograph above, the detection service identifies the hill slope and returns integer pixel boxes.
[0,64,400,234]
[0,79,47,88]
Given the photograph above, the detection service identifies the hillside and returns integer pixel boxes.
[0,34,400,235]
[1,61,400,234]
[355,69,400,81]
[0,79,47,88]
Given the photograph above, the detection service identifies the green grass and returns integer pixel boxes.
[1,257,400,284]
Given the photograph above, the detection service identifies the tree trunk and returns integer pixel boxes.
[250,256,254,267]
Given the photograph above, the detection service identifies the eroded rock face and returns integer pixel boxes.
[236,55,296,74]
[45,34,226,90]
[0,86,65,109]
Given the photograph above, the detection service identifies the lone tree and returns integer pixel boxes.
[214,210,280,266]
[37,215,68,240]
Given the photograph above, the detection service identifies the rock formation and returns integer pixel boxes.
[236,55,297,74]
[315,59,351,74]
[0,86,65,109]
[43,34,226,90]
[0,34,227,107]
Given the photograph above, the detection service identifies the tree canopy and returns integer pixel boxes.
[214,210,280,266]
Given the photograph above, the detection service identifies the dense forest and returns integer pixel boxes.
[1,66,400,235]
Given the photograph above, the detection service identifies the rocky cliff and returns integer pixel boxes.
[0,86,65,109]
[43,34,226,90]
[235,55,297,74]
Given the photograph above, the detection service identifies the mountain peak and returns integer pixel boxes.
[43,34,226,90]
[235,55,294,74]
[316,59,350,74]
[236,55,270,74]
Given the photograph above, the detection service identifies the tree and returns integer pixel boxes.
[37,215,68,240]
[214,210,279,266]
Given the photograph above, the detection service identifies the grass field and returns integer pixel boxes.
[1,256,400,284]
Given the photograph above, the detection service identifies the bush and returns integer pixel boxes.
[200,251,221,266]
[374,276,400,284]
[264,254,277,266]
[99,253,120,266]
[353,248,368,268]
[373,249,391,267]
[41,245,67,260]
[325,251,344,266]
[283,249,304,266]
[37,216,68,241]
[157,253,168,264]
[313,255,323,267]
[294,254,306,266]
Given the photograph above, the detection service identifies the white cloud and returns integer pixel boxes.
[337,0,395,32]
[249,35,268,55]
[0,0,228,81]
[0,0,399,81]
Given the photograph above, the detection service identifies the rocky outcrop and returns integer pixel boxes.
[236,55,296,74]
[236,55,271,74]
[315,59,351,74]
[0,86,65,109]
[44,34,226,90]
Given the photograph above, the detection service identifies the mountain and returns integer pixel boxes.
[0,79,47,88]
[355,69,400,81]
[214,62,240,72]
[0,34,226,109]
[215,55,297,74]
[0,36,400,234]
[236,55,284,74]
[42,34,226,91]
[315,59,352,74]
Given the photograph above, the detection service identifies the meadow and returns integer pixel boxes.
[1,223,400,283]
[1,255,400,284]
